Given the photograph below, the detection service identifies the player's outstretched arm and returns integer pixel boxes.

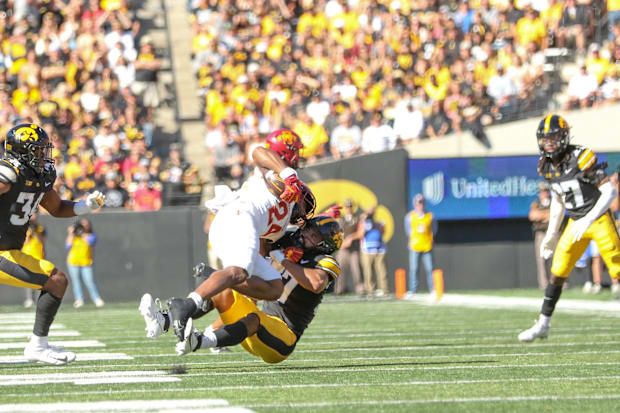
[40,190,105,218]
[252,146,292,175]
[540,190,565,260]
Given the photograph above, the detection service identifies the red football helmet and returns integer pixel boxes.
[265,129,303,168]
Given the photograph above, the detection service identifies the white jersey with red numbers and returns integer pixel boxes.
[205,168,295,281]
[235,168,295,241]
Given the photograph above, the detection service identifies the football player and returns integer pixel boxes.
[144,129,315,342]
[142,216,343,363]
[0,124,105,364]
[519,115,620,342]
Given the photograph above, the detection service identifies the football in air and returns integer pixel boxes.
[264,170,286,197]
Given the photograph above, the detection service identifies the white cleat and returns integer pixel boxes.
[518,319,550,343]
[139,293,167,339]
[24,343,76,365]
[175,317,199,356]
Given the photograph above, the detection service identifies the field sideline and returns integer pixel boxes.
[1,290,619,412]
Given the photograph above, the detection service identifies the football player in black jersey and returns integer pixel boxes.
[519,115,620,342]
[141,216,343,363]
[0,124,105,364]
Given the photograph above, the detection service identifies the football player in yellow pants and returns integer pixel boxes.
[519,115,620,342]
[140,216,343,363]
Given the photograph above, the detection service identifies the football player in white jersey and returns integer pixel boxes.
[141,129,316,341]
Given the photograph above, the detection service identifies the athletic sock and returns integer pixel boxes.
[213,321,248,347]
[33,290,62,338]
[188,292,203,309]
[541,283,563,318]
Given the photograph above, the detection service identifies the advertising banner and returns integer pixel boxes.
[409,152,620,220]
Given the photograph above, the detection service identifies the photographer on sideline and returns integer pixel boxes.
[66,219,104,308]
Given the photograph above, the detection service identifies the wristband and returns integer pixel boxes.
[279,167,297,180]
[73,200,90,215]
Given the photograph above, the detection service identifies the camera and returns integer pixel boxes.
[72,222,84,236]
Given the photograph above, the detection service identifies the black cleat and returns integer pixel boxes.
[192,262,216,279]
[167,297,198,341]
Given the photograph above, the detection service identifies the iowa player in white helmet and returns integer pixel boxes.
[519,115,620,342]
[141,216,343,363]
[0,123,105,364]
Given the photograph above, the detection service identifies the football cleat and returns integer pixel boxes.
[24,343,76,365]
[175,317,200,356]
[167,297,197,341]
[139,293,168,339]
[518,319,550,342]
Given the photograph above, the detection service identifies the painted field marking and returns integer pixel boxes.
[0,352,133,364]
[246,395,620,409]
[175,361,620,377]
[0,340,104,350]
[0,399,253,413]
[415,294,620,314]
[1,324,65,331]
[0,331,80,339]
[6,376,620,399]
[0,370,180,386]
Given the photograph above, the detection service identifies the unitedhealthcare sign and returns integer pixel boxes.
[409,156,542,219]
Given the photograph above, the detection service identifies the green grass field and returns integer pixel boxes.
[1,291,619,412]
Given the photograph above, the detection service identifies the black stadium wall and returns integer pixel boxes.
[0,150,544,305]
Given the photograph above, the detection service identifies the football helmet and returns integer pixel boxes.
[265,129,303,168]
[290,183,316,222]
[305,215,344,255]
[4,123,54,174]
[536,114,569,161]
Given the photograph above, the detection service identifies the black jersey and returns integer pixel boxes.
[262,233,341,338]
[538,145,606,220]
[0,157,56,250]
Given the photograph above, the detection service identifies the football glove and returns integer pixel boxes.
[540,232,559,260]
[280,174,303,203]
[86,191,106,209]
[74,191,106,215]
[570,217,593,243]
[283,246,304,263]
[270,247,303,264]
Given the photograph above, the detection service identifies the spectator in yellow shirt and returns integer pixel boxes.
[516,8,547,48]
[66,219,104,308]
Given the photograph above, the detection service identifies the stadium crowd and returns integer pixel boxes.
[190,0,620,186]
[0,0,203,209]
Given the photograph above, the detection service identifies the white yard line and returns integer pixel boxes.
[1,324,65,330]
[0,340,104,350]
[5,377,620,399]
[418,294,620,314]
[0,352,133,364]
[0,399,252,413]
[0,331,80,339]
[0,370,181,386]
[246,395,620,409]
[16,349,620,372]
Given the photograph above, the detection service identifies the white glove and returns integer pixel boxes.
[571,217,593,243]
[74,191,106,215]
[540,233,559,260]
[86,191,106,209]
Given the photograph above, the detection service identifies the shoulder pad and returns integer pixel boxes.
[315,254,341,279]
[0,160,18,184]
[575,147,597,171]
